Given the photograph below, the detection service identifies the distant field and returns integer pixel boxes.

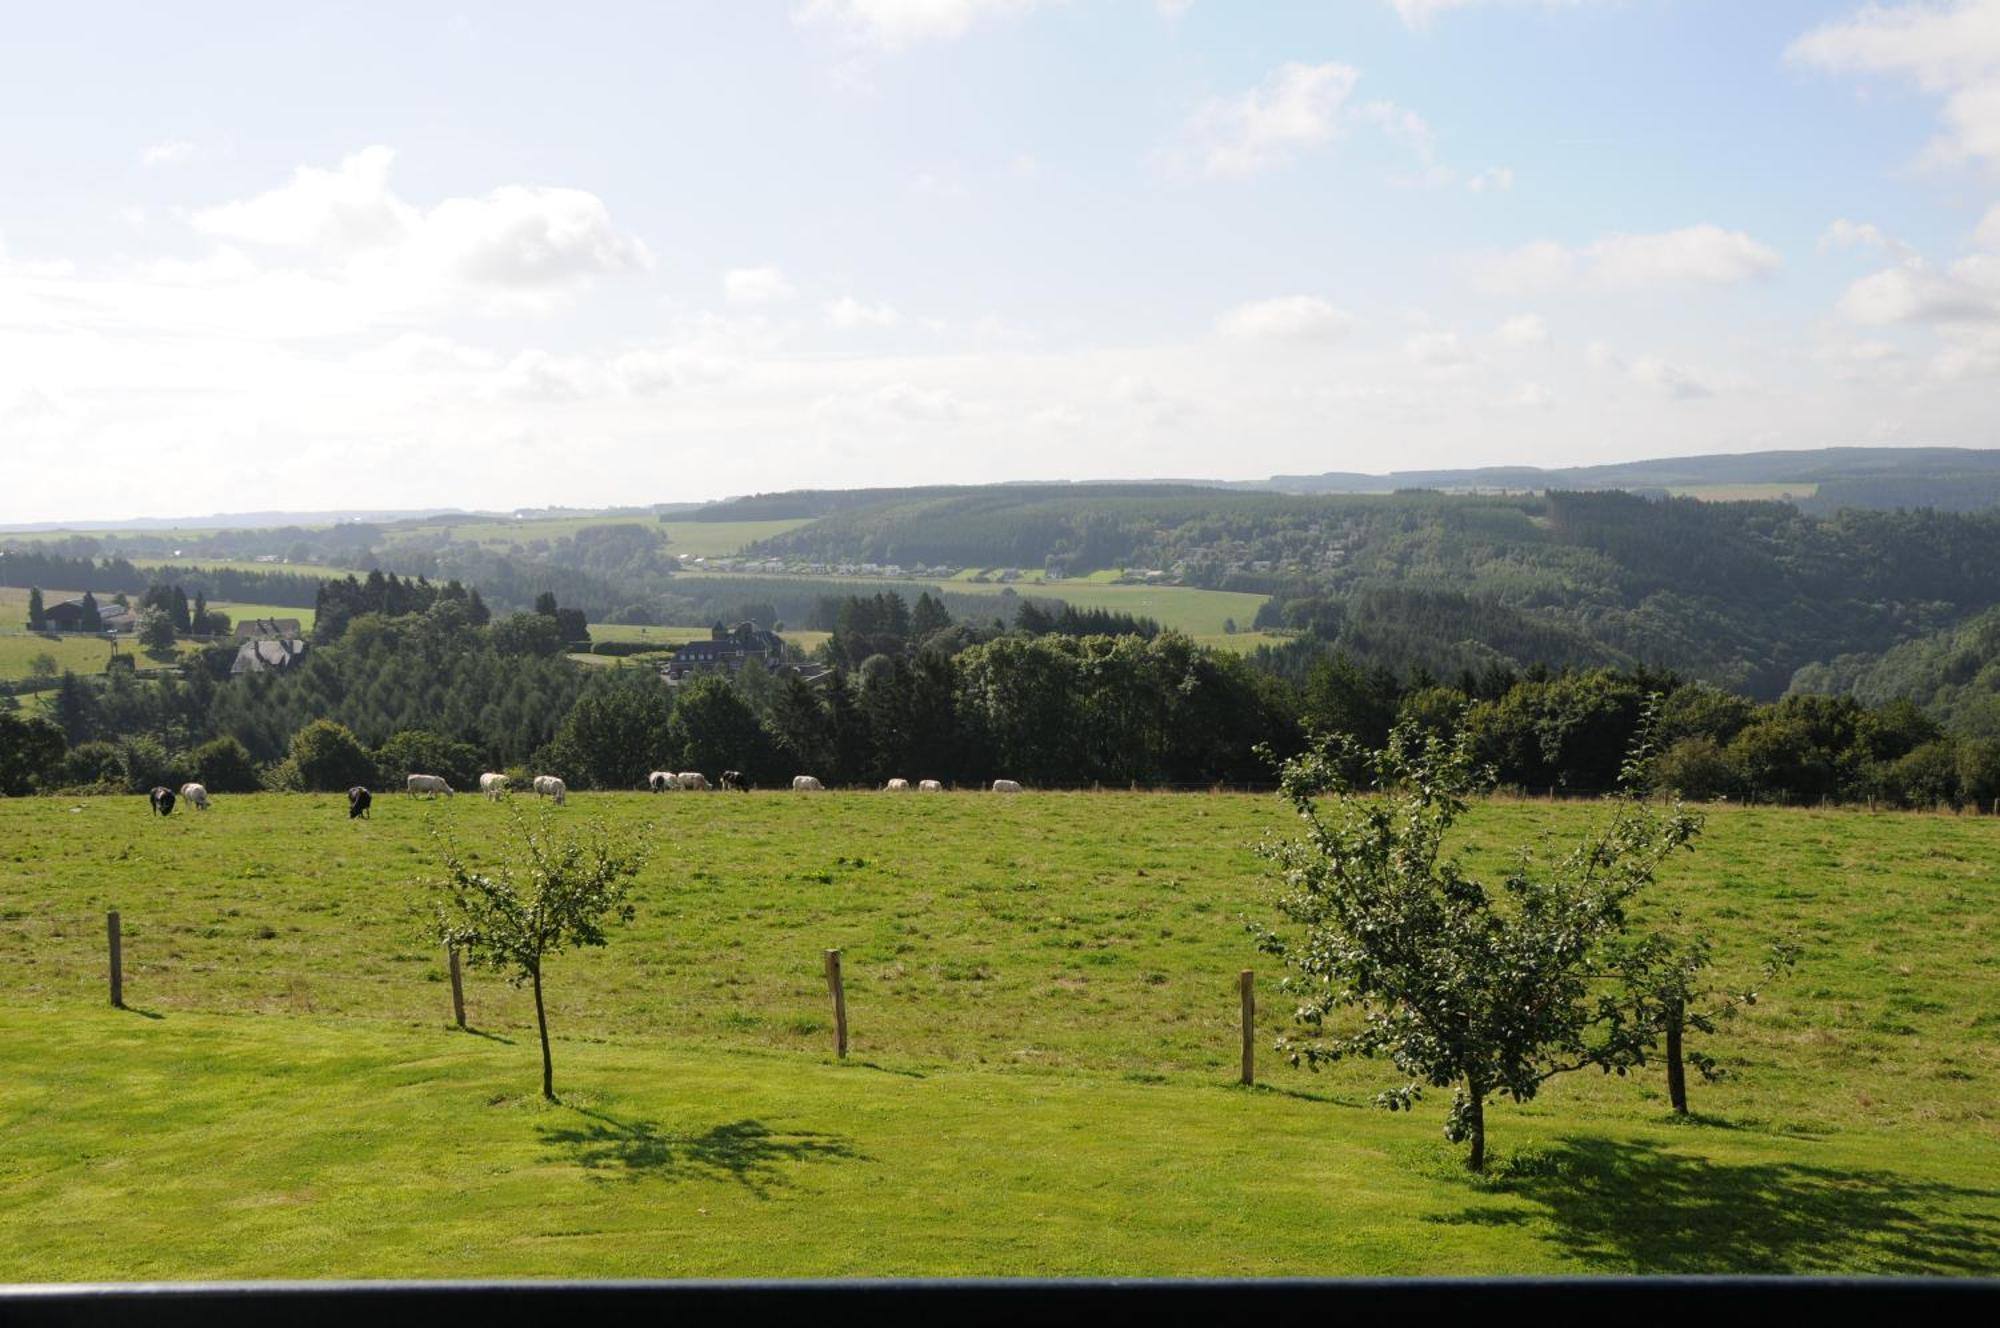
[139,557,322,577]
[0,794,1992,1278]
[1665,484,1819,502]
[588,623,831,654]
[377,516,813,559]
[0,587,315,682]
[670,574,1268,638]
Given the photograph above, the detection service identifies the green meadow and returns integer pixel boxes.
[0,792,1993,1279]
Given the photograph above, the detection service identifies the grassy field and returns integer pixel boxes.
[373,516,814,560]
[669,574,1268,639]
[1664,484,1820,502]
[0,793,1993,1279]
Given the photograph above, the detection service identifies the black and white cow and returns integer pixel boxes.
[348,786,373,819]
[148,786,176,816]
[720,770,751,792]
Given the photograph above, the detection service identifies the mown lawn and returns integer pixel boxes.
[0,793,1993,1278]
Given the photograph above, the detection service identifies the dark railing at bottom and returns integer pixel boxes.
[0,1278,1992,1326]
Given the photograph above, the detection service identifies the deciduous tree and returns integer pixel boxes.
[427,804,645,1101]
[1253,724,1700,1170]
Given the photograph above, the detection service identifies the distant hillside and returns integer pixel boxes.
[732,485,2000,697]
[1791,607,2000,737]
[1264,446,2000,498]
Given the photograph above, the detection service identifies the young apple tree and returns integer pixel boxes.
[427,803,646,1101]
[1253,724,1701,1170]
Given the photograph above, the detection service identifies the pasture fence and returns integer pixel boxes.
[107,910,122,1009]
[824,949,849,1060]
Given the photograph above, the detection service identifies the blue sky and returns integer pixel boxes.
[2,0,1997,521]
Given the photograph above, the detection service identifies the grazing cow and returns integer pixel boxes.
[533,775,568,805]
[479,772,510,800]
[348,786,373,819]
[793,775,825,792]
[406,774,452,797]
[720,770,750,792]
[148,786,176,816]
[677,772,710,791]
[885,778,911,792]
[179,782,210,811]
[648,771,676,792]
[991,779,1024,793]
[918,779,943,792]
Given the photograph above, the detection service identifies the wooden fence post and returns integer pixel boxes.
[1240,968,1255,1087]
[108,911,123,1009]
[447,946,466,1029]
[825,948,848,1059]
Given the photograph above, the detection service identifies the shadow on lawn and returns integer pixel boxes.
[538,1110,862,1196]
[1432,1136,2000,1275]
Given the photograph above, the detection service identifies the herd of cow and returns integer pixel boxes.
[145,772,1028,819]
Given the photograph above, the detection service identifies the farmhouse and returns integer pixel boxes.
[41,598,135,633]
[236,618,304,640]
[664,622,785,681]
[231,637,308,676]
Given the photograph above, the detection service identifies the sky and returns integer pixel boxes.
[2,0,1998,523]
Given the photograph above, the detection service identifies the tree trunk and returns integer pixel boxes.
[532,963,555,1102]
[1666,1001,1688,1115]
[1465,1083,1487,1172]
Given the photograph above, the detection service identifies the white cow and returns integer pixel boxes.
[991,779,1024,793]
[178,782,210,811]
[407,774,452,797]
[677,772,710,791]
[793,775,825,792]
[648,771,677,792]
[479,772,510,799]
[918,779,943,792]
[533,775,567,805]
[884,778,911,792]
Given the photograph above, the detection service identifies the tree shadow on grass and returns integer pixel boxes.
[1429,1136,2000,1275]
[537,1110,863,1197]
[119,1006,166,1021]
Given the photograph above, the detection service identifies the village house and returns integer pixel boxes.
[662,622,786,682]
[231,637,308,677]
[235,618,304,640]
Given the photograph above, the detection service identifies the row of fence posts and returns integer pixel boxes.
[103,914,1261,1087]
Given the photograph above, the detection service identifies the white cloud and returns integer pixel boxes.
[795,0,1048,51]
[1978,203,2000,249]
[193,145,410,251]
[350,333,498,373]
[724,266,797,304]
[875,381,962,420]
[489,349,598,402]
[141,140,198,168]
[1494,313,1550,347]
[1178,62,1360,177]
[191,146,650,295]
[1217,294,1353,342]
[1404,329,1470,367]
[1821,218,1900,252]
[1628,355,1714,400]
[1508,382,1555,410]
[1466,167,1514,193]
[1838,255,2000,324]
[825,295,904,329]
[1789,0,2000,168]
[1477,224,1781,295]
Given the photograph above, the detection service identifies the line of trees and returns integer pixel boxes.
[6,587,1999,810]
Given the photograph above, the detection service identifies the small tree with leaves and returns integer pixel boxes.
[26,587,45,632]
[1253,723,1701,1170]
[1612,926,1800,1115]
[427,804,645,1101]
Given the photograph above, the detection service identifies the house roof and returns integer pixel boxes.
[231,637,308,675]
